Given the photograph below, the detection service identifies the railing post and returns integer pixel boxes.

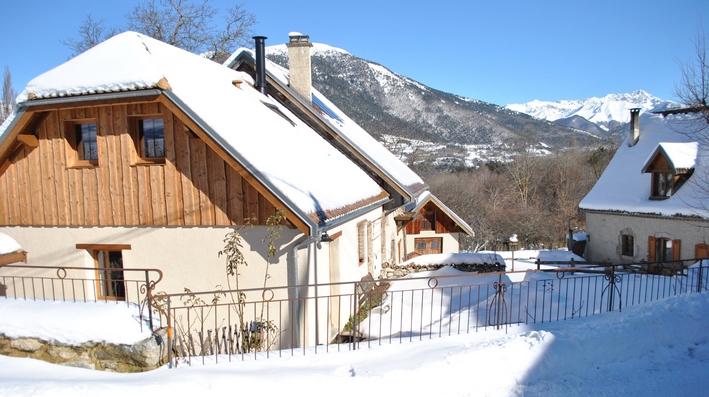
[352,282,358,351]
[536,259,540,271]
[145,270,154,332]
[167,296,173,368]
[699,260,704,294]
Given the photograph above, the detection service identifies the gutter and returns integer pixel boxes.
[19,89,163,108]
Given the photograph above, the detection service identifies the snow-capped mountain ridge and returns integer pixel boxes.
[507,90,667,130]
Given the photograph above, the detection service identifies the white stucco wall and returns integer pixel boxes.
[585,212,709,263]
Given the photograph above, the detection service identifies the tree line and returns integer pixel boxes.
[416,147,615,251]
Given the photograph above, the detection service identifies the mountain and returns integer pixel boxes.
[265,43,602,169]
[506,91,667,134]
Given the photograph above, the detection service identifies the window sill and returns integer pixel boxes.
[66,161,98,169]
[130,159,165,167]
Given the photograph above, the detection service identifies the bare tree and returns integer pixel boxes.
[64,15,118,55]
[66,0,255,63]
[1,67,16,124]
[675,30,709,123]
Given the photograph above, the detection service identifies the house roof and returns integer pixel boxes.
[1,32,388,231]
[641,142,699,173]
[224,48,427,199]
[408,191,475,237]
[579,111,709,219]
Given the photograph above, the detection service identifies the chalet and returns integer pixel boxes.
[0,31,472,308]
[579,107,709,264]
[224,33,473,263]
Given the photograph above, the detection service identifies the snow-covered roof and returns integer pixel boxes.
[409,191,475,236]
[224,48,426,198]
[641,142,699,173]
[4,32,387,228]
[580,111,709,219]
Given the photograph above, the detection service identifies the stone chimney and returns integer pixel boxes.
[628,108,641,146]
[287,32,313,103]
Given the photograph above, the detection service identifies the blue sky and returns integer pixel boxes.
[1,0,707,104]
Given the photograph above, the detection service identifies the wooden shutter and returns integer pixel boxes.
[672,239,682,261]
[696,243,709,260]
[648,236,656,262]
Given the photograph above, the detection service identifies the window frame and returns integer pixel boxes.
[651,172,673,199]
[620,234,634,257]
[131,116,166,165]
[357,221,367,266]
[65,119,99,168]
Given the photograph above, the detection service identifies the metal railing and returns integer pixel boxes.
[160,258,708,367]
[0,264,163,331]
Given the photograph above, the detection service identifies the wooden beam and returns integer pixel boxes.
[0,250,27,266]
[157,95,310,234]
[76,243,132,251]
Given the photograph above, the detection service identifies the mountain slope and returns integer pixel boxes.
[266,44,600,154]
[506,91,666,132]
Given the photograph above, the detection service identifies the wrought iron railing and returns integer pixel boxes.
[0,264,163,331]
[160,258,707,367]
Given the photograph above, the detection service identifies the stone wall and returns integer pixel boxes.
[380,262,506,279]
[0,329,167,372]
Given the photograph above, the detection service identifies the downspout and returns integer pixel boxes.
[290,233,315,348]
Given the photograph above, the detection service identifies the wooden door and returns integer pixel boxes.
[95,250,126,300]
[414,237,443,256]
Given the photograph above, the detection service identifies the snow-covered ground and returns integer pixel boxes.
[0,300,152,345]
[1,292,708,396]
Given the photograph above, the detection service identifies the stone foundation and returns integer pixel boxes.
[0,329,167,372]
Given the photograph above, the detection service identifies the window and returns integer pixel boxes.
[95,250,126,300]
[655,238,673,262]
[621,234,634,257]
[66,121,98,166]
[138,118,165,160]
[75,123,98,163]
[414,237,443,255]
[651,172,673,199]
[357,221,366,265]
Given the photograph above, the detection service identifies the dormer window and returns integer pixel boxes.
[651,172,672,199]
[642,142,698,200]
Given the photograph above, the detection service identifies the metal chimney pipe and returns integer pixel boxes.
[628,108,641,146]
[253,36,268,95]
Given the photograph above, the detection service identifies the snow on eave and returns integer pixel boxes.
[411,191,475,237]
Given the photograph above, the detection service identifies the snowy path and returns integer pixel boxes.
[1,292,708,396]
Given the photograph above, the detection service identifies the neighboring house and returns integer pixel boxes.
[0,31,472,307]
[224,33,473,266]
[579,107,709,264]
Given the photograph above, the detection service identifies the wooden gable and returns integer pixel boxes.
[405,201,462,235]
[643,150,672,173]
[0,97,304,230]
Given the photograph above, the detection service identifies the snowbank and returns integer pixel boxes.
[402,252,505,266]
[1,292,708,396]
[0,300,152,345]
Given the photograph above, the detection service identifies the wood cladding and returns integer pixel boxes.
[0,102,279,227]
[405,202,460,235]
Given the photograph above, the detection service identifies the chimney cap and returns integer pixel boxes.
[288,32,312,47]
[630,107,641,113]
[253,35,268,40]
